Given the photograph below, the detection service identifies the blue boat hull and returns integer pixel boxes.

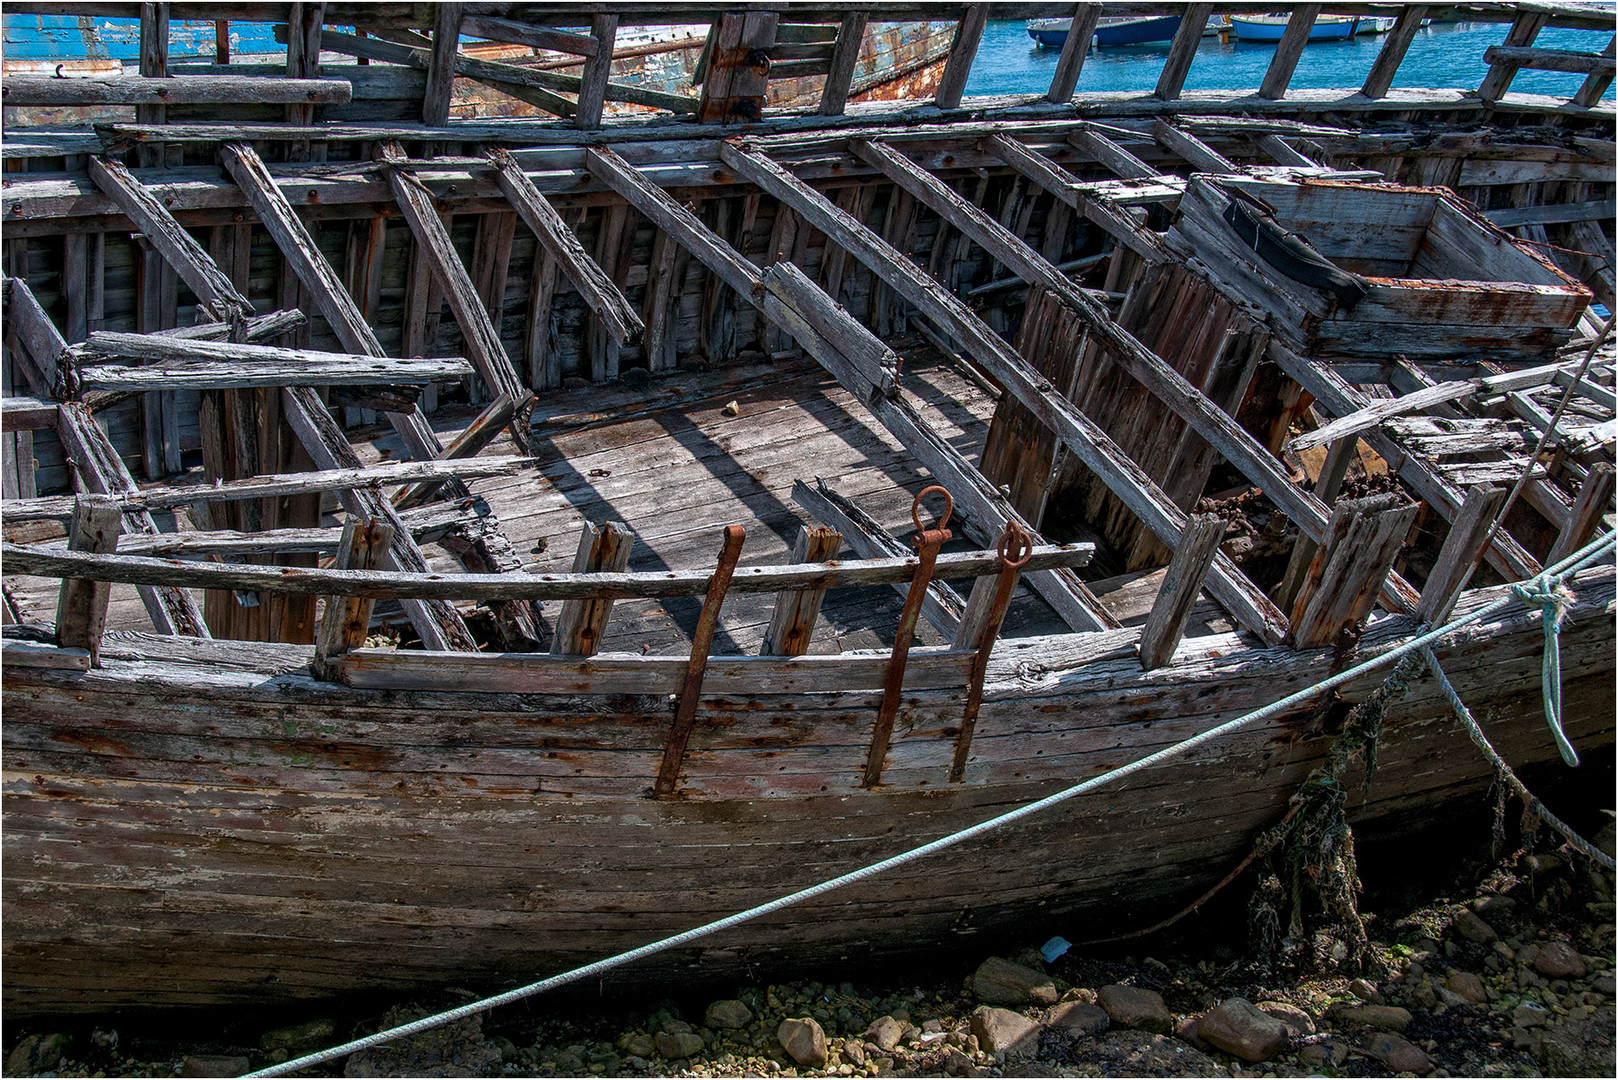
[1027,15,1184,50]
[1229,16,1359,42]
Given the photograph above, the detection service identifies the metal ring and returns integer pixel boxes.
[997,521,1034,569]
[912,485,954,535]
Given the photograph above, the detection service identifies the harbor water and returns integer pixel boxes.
[965,18,1618,101]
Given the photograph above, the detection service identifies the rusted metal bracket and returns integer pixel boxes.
[862,486,953,788]
[654,524,746,797]
[950,520,1033,783]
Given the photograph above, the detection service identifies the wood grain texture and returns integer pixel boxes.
[3,566,1611,1012]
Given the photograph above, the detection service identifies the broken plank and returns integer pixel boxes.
[4,457,529,522]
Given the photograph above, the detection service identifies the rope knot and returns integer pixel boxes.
[1512,572,1578,767]
[1511,574,1573,625]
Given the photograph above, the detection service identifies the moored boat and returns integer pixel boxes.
[1230,13,1361,40]
[1027,15,1185,49]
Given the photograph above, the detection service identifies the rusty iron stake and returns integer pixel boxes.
[654,523,746,797]
[950,520,1034,783]
[863,485,954,788]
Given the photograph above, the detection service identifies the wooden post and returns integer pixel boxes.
[312,517,393,680]
[641,229,680,371]
[1415,484,1506,626]
[1290,494,1419,650]
[589,203,630,382]
[1047,5,1101,103]
[214,19,229,64]
[792,478,967,638]
[284,1,325,161]
[575,14,619,129]
[761,524,842,656]
[1548,461,1615,565]
[1154,4,1213,101]
[655,525,745,797]
[698,13,778,123]
[1477,10,1549,103]
[818,14,869,115]
[423,2,463,126]
[1275,432,1358,610]
[1360,5,1428,100]
[549,521,635,656]
[136,2,169,166]
[55,495,124,665]
[1573,34,1616,107]
[1138,513,1225,670]
[1257,4,1321,101]
[935,5,989,109]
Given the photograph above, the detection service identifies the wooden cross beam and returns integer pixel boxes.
[720,142,1291,642]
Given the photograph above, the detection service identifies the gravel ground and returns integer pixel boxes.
[7,821,1614,1080]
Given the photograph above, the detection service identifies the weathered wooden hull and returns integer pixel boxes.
[4,567,1612,1014]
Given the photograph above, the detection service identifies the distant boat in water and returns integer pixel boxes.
[1229,14,1361,42]
[1026,14,1186,50]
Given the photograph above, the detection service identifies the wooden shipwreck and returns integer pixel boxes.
[1,2,1614,1014]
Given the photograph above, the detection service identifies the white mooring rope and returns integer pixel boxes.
[246,530,1616,1078]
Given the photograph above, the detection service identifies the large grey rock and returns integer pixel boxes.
[1445,971,1489,1004]
[1512,1002,1550,1028]
[656,1031,704,1060]
[6,1034,71,1077]
[1534,940,1588,979]
[972,956,1058,1006]
[968,1006,1041,1058]
[1096,985,1173,1034]
[1361,1031,1432,1075]
[777,1018,828,1067]
[180,1056,251,1078]
[705,999,754,1030]
[1451,909,1498,944]
[1196,998,1290,1062]
[1255,1000,1315,1036]
[1332,1003,1412,1031]
[1047,1001,1110,1037]
[865,1016,904,1052]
